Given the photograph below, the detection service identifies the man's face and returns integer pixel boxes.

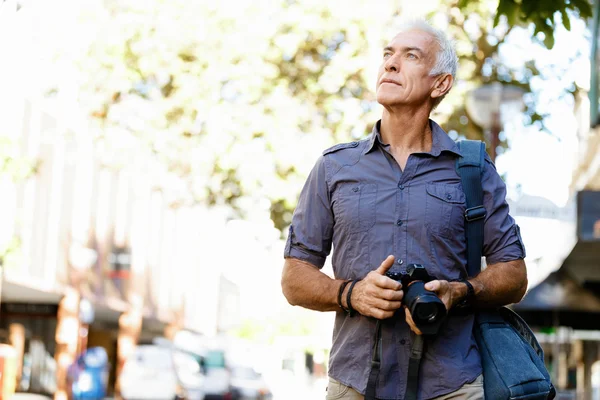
[376,29,440,108]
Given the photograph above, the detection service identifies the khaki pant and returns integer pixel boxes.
[325,375,484,400]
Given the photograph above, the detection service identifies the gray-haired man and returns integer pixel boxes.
[281,19,527,400]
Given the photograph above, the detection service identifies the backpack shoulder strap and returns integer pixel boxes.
[456,140,487,278]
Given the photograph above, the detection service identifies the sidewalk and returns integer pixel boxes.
[12,396,113,400]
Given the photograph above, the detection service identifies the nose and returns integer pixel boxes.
[385,55,399,72]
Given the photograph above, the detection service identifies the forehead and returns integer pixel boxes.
[387,29,439,55]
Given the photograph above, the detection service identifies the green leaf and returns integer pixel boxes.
[570,0,593,19]
[560,8,571,31]
[520,0,538,19]
[496,0,519,26]
[457,0,474,9]
[543,27,555,48]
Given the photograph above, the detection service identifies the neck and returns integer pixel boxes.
[380,106,432,153]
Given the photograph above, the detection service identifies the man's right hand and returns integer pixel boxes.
[344,255,404,319]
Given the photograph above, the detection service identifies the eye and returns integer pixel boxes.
[383,52,392,59]
[407,53,417,59]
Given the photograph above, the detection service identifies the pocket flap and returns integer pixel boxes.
[337,182,377,197]
[426,183,465,204]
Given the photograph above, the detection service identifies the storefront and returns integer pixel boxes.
[514,190,600,397]
[0,280,62,396]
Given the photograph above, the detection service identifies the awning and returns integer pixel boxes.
[514,267,600,330]
[1,274,64,304]
[2,273,172,335]
[561,241,600,283]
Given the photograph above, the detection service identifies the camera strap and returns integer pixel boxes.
[365,321,424,400]
[406,334,424,400]
[365,320,382,400]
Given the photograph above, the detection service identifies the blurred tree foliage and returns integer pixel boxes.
[56,0,590,233]
[463,0,593,49]
[434,0,591,148]
[72,0,392,232]
[0,137,37,268]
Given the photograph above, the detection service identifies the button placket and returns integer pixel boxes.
[395,179,407,273]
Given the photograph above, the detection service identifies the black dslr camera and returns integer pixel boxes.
[385,264,447,335]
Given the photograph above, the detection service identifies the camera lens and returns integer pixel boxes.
[415,302,439,322]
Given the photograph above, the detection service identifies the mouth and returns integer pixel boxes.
[380,79,401,86]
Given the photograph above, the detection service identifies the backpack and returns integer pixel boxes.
[456,139,556,400]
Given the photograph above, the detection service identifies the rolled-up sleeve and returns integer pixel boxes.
[481,155,526,265]
[283,155,334,268]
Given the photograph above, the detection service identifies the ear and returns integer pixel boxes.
[431,74,454,101]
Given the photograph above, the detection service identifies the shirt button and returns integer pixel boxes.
[400,339,406,345]
[446,193,452,200]
[352,187,359,192]
[398,183,405,190]
[397,259,403,265]
[396,220,403,226]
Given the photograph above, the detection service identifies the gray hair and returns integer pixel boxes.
[396,18,458,78]
[395,18,458,106]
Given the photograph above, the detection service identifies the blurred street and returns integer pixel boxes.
[10,374,328,400]
[2,0,600,399]
[266,373,327,400]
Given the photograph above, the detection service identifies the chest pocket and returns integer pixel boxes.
[425,183,466,238]
[332,183,378,233]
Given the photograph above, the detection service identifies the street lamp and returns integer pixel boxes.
[465,82,525,162]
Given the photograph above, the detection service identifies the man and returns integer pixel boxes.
[281,19,527,400]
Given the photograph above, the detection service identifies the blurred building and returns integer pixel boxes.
[0,96,241,396]
[0,3,241,397]
[513,4,600,398]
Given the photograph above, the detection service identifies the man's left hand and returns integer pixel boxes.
[424,280,458,311]
[404,280,461,335]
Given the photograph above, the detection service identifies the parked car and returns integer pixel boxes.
[173,348,206,400]
[229,365,272,400]
[120,344,205,400]
[202,349,235,400]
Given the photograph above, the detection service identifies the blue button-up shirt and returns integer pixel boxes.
[284,120,526,399]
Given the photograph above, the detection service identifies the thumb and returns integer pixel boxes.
[424,280,440,292]
[375,255,396,275]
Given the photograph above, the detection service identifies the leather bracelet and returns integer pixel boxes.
[460,279,475,306]
[337,280,351,313]
[346,279,360,317]
[451,278,475,310]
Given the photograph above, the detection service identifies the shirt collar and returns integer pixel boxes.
[364,119,462,157]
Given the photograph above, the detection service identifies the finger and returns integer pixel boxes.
[372,298,402,311]
[381,288,404,302]
[405,307,422,336]
[373,309,396,320]
[424,280,441,292]
[375,255,395,275]
[371,273,402,290]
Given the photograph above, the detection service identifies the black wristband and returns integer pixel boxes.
[337,280,351,313]
[454,278,475,310]
[346,279,360,317]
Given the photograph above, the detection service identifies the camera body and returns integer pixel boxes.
[385,264,447,335]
